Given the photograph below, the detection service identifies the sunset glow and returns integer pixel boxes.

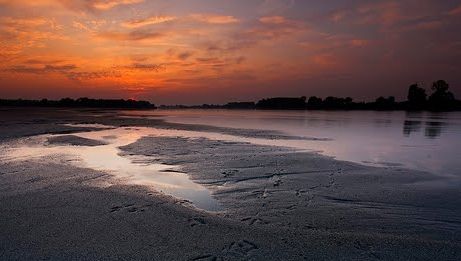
[1,0,460,104]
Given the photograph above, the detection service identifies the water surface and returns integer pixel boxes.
[121,110,461,177]
[3,127,223,212]
[3,110,460,211]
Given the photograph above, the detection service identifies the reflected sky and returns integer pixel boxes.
[120,110,461,177]
[2,128,223,212]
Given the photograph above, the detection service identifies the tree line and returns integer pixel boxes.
[255,80,460,111]
[1,80,459,111]
[0,97,155,109]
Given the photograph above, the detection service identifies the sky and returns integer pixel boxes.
[0,0,460,104]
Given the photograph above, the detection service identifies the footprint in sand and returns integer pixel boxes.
[189,217,207,227]
[110,203,152,213]
[191,240,258,261]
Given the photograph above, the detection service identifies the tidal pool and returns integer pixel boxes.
[2,127,223,212]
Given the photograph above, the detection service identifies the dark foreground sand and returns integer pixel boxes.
[0,108,460,260]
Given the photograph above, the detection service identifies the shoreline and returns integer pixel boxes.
[3,105,461,112]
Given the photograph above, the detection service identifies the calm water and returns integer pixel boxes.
[121,110,461,177]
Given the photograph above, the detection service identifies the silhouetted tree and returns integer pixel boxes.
[374,96,396,110]
[256,97,307,109]
[0,98,155,109]
[322,97,353,109]
[224,102,255,109]
[428,80,455,110]
[432,80,450,93]
[407,83,426,109]
[307,96,322,108]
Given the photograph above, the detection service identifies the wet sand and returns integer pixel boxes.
[1,108,460,260]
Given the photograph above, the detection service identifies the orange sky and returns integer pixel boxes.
[1,0,460,104]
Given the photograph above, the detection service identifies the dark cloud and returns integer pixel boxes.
[177,51,193,61]
[5,63,122,82]
[25,59,65,65]
[128,63,165,71]
[58,0,144,12]
[97,30,166,41]
[6,64,77,74]
[65,70,122,81]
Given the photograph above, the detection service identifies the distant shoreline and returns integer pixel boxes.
[2,80,461,112]
[156,105,461,112]
[2,104,461,112]
[0,98,155,109]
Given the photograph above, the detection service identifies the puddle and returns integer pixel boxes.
[2,127,223,212]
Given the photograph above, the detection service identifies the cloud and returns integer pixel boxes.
[0,17,50,28]
[128,63,165,71]
[329,10,348,23]
[57,0,144,11]
[243,16,307,41]
[400,20,443,31]
[197,16,307,54]
[4,62,123,82]
[310,54,337,67]
[0,0,144,11]
[448,4,461,16]
[121,16,177,28]
[91,0,144,10]
[0,0,57,8]
[191,14,239,24]
[45,64,78,71]
[97,30,166,41]
[25,59,65,64]
[0,16,69,57]
[356,2,404,27]
[177,51,194,61]
[73,21,91,31]
[65,70,122,81]
[327,1,446,35]
[259,0,295,14]
[72,19,107,33]
[196,57,222,64]
[6,64,77,74]
[259,16,287,25]
[349,39,369,47]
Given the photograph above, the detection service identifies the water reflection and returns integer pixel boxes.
[402,118,448,139]
[424,121,446,139]
[122,109,461,176]
[3,128,223,212]
[403,120,422,137]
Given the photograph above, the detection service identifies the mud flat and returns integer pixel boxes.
[0,108,460,260]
